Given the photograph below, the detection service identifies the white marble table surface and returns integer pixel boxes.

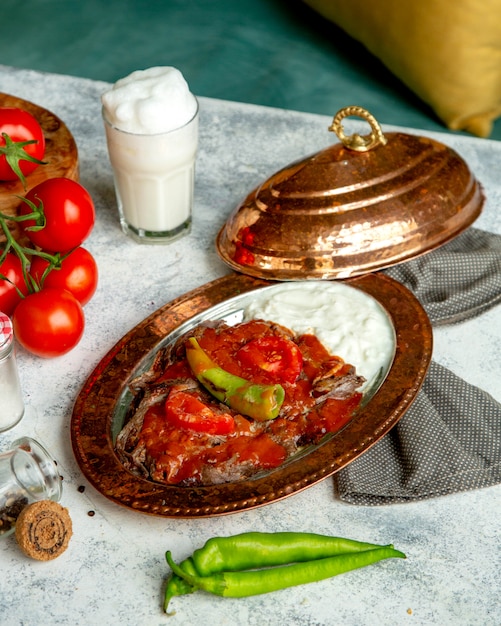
[0,65,500,626]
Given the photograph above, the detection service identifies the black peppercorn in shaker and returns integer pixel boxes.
[0,437,62,537]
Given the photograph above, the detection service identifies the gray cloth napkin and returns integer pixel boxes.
[384,227,501,326]
[334,227,501,504]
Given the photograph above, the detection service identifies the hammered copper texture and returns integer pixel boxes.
[71,272,432,518]
[0,93,79,245]
[217,132,484,280]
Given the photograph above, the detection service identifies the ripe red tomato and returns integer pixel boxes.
[165,389,235,435]
[0,252,29,316]
[236,336,303,384]
[12,288,85,358]
[0,107,45,182]
[30,247,98,306]
[20,178,95,252]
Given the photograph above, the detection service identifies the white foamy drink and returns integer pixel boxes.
[101,67,199,243]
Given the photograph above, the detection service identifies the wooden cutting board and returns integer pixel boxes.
[0,93,79,245]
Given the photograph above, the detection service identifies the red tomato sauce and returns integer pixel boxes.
[137,321,363,485]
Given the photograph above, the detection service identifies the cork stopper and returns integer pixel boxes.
[15,500,72,560]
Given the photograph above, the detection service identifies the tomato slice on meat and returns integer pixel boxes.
[165,389,235,435]
[236,336,303,384]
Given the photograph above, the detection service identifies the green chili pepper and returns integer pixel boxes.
[166,546,406,599]
[163,532,406,612]
[191,531,392,577]
[164,532,389,610]
[185,337,285,421]
[164,557,198,614]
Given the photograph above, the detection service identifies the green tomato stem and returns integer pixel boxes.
[0,210,68,295]
[0,133,59,297]
[0,132,46,189]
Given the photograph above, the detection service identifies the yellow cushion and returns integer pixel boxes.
[303,0,501,137]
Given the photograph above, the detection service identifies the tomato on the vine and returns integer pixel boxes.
[0,252,29,316]
[30,247,98,306]
[236,336,303,384]
[0,107,46,183]
[165,389,235,435]
[20,178,95,252]
[12,287,85,358]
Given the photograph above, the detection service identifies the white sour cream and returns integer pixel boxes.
[243,281,395,390]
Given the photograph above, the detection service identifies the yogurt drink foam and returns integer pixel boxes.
[101,67,198,243]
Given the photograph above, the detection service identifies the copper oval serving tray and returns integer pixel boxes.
[71,272,432,518]
[217,106,484,280]
[0,92,79,245]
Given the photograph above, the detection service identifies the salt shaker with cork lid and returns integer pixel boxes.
[0,311,24,432]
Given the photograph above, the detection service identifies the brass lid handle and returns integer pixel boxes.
[329,105,387,152]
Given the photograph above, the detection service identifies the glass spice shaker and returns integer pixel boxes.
[0,311,25,432]
[0,437,62,538]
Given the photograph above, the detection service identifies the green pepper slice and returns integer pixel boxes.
[185,337,285,421]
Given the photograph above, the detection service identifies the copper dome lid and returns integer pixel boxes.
[216,106,484,280]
